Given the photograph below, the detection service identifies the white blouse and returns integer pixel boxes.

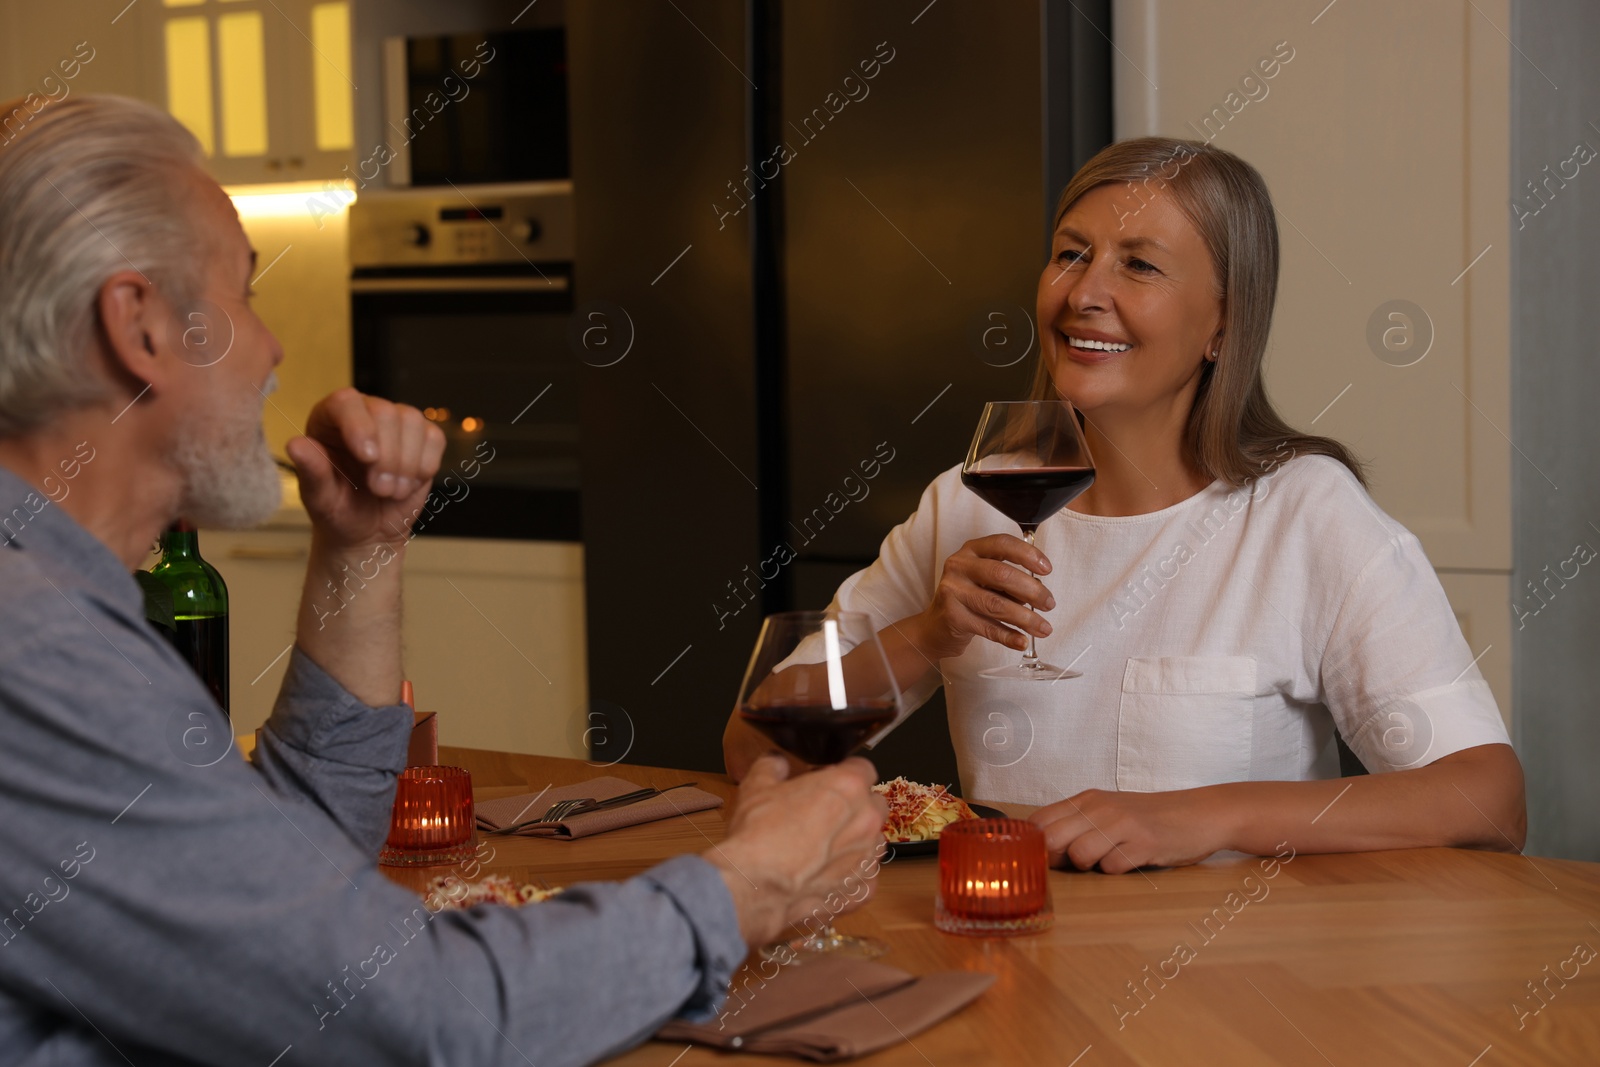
[829,453,1511,806]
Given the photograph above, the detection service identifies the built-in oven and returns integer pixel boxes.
[349,182,578,541]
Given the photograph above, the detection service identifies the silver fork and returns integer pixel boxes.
[544,783,697,822]
[540,796,597,823]
[490,783,698,836]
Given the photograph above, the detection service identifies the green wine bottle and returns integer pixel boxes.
[148,521,230,717]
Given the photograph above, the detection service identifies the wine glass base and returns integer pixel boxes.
[979,663,1080,682]
[761,929,889,961]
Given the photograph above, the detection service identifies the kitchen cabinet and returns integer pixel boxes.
[0,0,357,185]
[1438,573,1512,731]
[398,538,589,761]
[0,4,152,107]
[144,0,355,184]
[162,517,588,759]
[1113,0,1514,719]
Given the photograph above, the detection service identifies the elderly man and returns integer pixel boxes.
[0,94,887,1065]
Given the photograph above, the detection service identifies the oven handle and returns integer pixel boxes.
[350,276,570,293]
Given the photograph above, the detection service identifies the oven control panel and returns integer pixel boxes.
[349,181,574,269]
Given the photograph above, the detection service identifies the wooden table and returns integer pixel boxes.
[385,747,1600,1066]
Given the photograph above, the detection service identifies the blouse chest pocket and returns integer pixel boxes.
[1116,656,1256,792]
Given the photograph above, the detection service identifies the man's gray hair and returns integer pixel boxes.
[0,94,208,436]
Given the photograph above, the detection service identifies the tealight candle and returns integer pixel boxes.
[379,765,476,867]
[934,818,1053,936]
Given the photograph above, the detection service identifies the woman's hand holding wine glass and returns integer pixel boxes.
[957,400,1095,680]
[907,533,1059,662]
[896,401,1094,678]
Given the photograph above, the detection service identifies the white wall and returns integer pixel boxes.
[1112,0,1513,723]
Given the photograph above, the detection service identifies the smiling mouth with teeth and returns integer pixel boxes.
[1065,336,1132,353]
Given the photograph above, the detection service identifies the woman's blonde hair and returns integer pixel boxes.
[1029,137,1366,487]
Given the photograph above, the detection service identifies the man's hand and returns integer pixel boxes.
[706,756,889,947]
[1029,788,1231,874]
[285,388,445,550]
[288,388,444,708]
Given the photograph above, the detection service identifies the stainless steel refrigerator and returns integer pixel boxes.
[568,0,1111,781]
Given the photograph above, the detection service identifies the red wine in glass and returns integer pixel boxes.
[961,401,1096,680]
[739,699,898,765]
[959,467,1096,533]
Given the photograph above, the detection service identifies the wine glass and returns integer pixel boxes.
[736,610,903,959]
[960,400,1096,680]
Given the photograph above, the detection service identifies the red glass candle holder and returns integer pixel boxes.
[934,818,1053,936]
[379,765,476,868]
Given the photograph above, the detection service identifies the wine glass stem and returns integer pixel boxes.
[1022,528,1041,672]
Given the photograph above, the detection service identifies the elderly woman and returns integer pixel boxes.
[725,137,1525,872]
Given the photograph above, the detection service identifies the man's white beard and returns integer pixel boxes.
[171,372,283,529]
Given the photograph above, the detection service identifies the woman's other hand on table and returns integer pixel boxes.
[706,755,889,948]
[1030,747,1527,873]
[1029,787,1231,874]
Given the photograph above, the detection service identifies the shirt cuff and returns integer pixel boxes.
[637,854,748,1021]
[261,648,413,771]
[252,649,413,852]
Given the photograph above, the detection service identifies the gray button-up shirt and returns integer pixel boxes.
[0,468,745,1066]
